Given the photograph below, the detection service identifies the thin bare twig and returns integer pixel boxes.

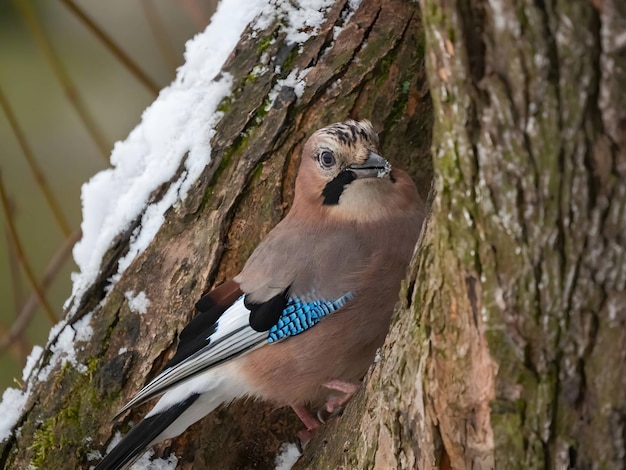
[140,0,179,73]
[60,0,161,96]
[5,210,25,313]
[0,86,72,236]
[0,229,80,352]
[12,0,110,161]
[5,224,32,361]
[0,170,58,324]
[0,320,31,363]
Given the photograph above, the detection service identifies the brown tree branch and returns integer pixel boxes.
[0,171,58,324]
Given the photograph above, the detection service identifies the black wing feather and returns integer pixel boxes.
[167,281,242,370]
[246,291,288,332]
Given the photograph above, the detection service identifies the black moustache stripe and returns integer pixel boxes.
[322,170,356,205]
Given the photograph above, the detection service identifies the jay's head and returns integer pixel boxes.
[295,120,415,222]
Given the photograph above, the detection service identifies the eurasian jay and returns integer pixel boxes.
[95,120,425,469]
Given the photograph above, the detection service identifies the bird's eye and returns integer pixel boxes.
[318,150,336,169]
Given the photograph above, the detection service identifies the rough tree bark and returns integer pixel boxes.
[0,1,432,468]
[296,0,626,469]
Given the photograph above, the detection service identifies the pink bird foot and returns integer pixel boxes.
[323,380,359,413]
[316,380,360,423]
[291,404,322,447]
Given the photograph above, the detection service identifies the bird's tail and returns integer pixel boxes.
[94,393,200,470]
[95,362,247,470]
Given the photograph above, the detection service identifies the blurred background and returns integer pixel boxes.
[0,0,217,395]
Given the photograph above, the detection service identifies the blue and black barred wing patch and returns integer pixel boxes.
[267,292,354,342]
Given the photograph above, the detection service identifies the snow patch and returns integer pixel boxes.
[130,448,178,470]
[281,0,333,44]
[374,348,382,363]
[0,312,93,442]
[125,291,151,315]
[86,450,102,462]
[0,345,44,441]
[274,442,302,470]
[38,312,94,381]
[0,388,29,442]
[254,0,336,44]
[22,345,43,383]
[266,68,311,109]
[105,431,123,454]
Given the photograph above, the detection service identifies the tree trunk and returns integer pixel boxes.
[296,0,626,469]
[0,1,432,468]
